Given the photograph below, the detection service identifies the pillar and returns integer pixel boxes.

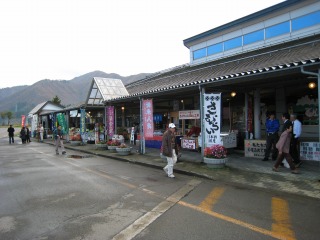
[275,87,286,128]
[254,89,261,139]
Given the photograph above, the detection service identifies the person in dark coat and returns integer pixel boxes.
[162,123,179,178]
[7,125,15,144]
[20,127,26,144]
[26,126,31,143]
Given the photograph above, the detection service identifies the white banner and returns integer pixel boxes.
[204,93,221,147]
[179,110,200,119]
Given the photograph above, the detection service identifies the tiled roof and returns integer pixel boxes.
[108,35,320,102]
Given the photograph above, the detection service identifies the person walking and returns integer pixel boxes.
[263,112,280,161]
[7,124,15,144]
[20,127,27,144]
[273,113,298,174]
[53,126,66,155]
[290,113,302,167]
[162,123,179,178]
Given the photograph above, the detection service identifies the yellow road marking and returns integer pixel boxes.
[199,187,225,211]
[179,200,292,240]
[272,197,296,240]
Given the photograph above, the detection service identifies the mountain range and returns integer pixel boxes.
[0,71,150,121]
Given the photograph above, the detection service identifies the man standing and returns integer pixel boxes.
[39,124,44,142]
[290,113,302,167]
[7,124,15,144]
[162,123,178,178]
[263,112,280,161]
[53,126,66,155]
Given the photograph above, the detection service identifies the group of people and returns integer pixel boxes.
[7,124,66,155]
[263,112,302,174]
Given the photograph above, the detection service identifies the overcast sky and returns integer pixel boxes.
[0,0,284,89]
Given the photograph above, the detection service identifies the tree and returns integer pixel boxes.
[0,112,6,125]
[52,95,61,105]
[6,111,13,125]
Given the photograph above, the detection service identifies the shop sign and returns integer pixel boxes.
[300,142,320,161]
[80,109,86,142]
[142,99,154,138]
[181,138,196,150]
[106,106,114,137]
[244,140,266,158]
[179,110,200,120]
[221,133,237,148]
[21,115,26,127]
[204,93,221,146]
[56,113,67,133]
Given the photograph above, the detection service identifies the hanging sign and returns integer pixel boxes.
[51,113,56,131]
[106,106,115,137]
[204,93,221,147]
[179,110,200,119]
[142,99,154,138]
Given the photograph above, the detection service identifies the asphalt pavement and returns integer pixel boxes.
[30,137,320,200]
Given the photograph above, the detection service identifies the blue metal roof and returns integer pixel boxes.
[183,0,302,47]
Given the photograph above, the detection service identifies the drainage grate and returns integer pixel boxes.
[67,154,92,159]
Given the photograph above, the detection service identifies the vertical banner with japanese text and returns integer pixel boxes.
[80,109,86,142]
[204,93,221,147]
[142,99,154,138]
[21,115,26,127]
[56,113,67,134]
[107,106,115,138]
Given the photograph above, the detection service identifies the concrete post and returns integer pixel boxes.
[254,89,261,139]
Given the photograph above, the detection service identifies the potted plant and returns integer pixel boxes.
[70,134,82,146]
[95,140,107,149]
[107,140,121,152]
[116,143,132,155]
[203,144,227,168]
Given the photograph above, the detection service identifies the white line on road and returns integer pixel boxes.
[112,179,202,240]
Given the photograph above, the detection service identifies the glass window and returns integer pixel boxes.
[265,21,290,39]
[292,10,320,31]
[207,43,223,55]
[193,48,206,60]
[224,37,242,51]
[243,29,264,45]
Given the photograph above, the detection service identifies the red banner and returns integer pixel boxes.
[142,99,154,138]
[21,115,26,127]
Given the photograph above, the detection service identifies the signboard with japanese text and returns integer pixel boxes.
[181,138,197,150]
[204,93,221,147]
[142,99,154,138]
[244,140,266,158]
[300,142,320,161]
[51,113,56,131]
[106,106,115,137]
[179,110,200,120]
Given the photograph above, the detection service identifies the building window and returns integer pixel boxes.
[193,48,207,60]
[265,21,290,39]
[207,43,223,56]
[224,36,242,51]
[292,10,320,31]
[243,29,264,45]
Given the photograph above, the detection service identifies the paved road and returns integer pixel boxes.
[1,137,320,240]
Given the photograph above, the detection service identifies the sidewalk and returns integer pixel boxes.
[43,139,320,199]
